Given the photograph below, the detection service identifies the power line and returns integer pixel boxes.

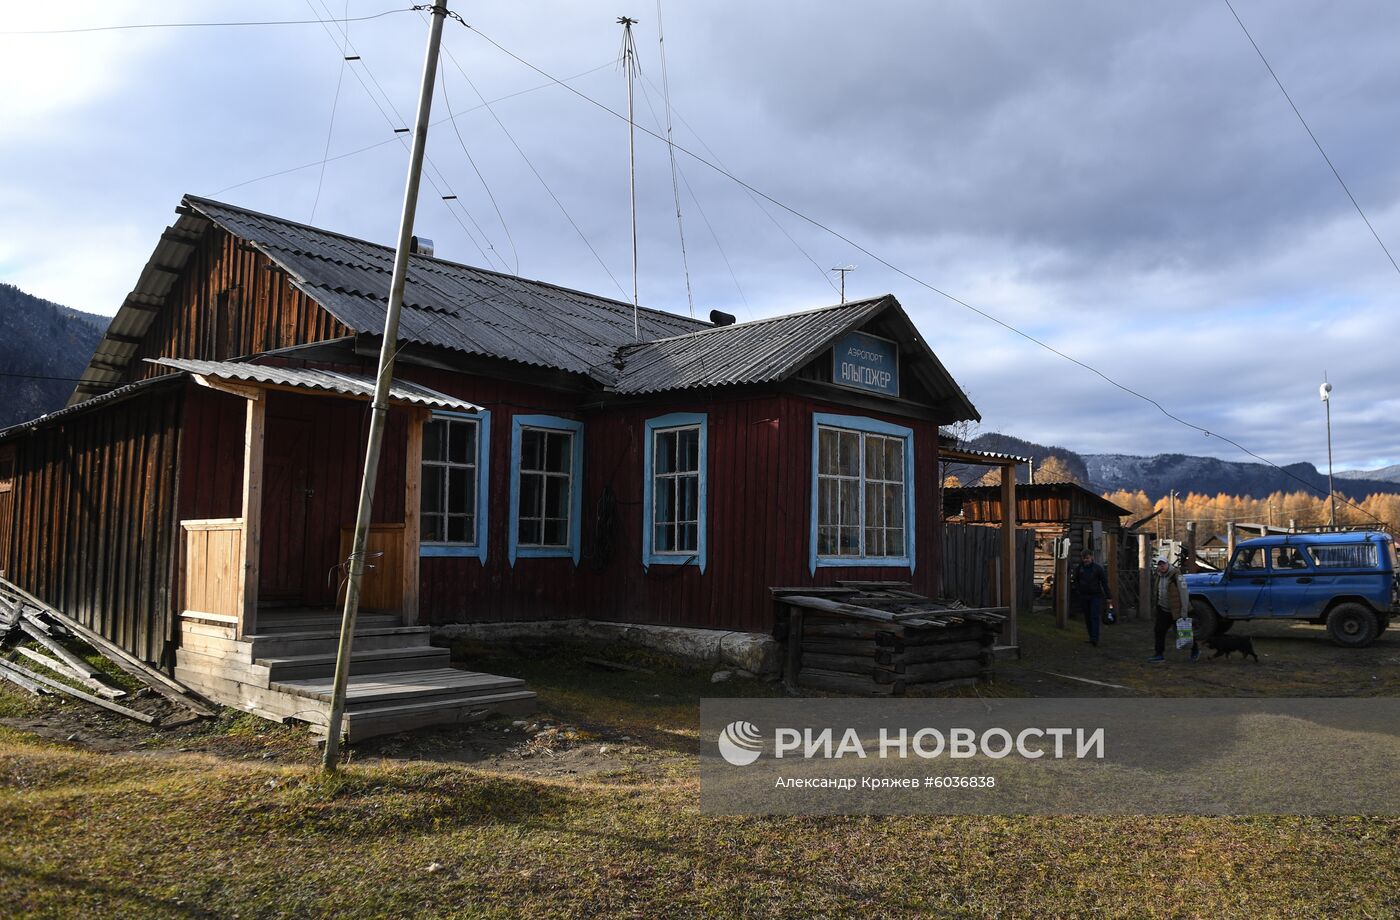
[439,59,521,274]
[455,19,1385,526]
[207,60,616,197]
[310,0,352,223]
[638,70,840,298]
[434,33,629,299]
[303,0,504,270]
[0,372,86,382]
[635,77,750,316]
[0,8,410,35]
[1221,0,1400,278]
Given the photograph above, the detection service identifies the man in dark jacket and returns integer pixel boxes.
[1070,549,1111,646]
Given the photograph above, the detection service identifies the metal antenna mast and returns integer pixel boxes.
[831,265,855,304]
[323,0,449,771]
[619,15,640,339]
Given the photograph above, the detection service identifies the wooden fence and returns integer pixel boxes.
[942,523,1036,611]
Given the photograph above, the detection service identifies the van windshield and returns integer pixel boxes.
[1307,544,1379,569]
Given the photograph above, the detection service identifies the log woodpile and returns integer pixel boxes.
[772,581,1005,696]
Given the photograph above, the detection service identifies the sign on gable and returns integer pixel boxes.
[831,330,899,397]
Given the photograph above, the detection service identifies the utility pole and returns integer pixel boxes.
[1320,377,1336,528]
[832,265,855,304]
[323,0,448,771]
[1169,489,1178,548]
[618,16,640,340]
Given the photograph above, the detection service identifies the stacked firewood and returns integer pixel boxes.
[772,581,1005,696]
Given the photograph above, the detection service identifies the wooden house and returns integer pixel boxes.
[0,195,980,735]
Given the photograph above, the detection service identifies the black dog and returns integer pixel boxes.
[1205,635,1259,662]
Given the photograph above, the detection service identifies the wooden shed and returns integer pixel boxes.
[944,482,1133,610]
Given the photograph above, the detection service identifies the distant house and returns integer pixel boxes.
[0,195,979,734]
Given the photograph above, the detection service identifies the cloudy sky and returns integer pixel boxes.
[2,0,1398,470]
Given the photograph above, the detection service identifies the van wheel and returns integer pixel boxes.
[1377,616,1390,636]
[1326,603,1379,648]
[1190,600,1219,640]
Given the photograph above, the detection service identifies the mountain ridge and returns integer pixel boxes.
[965,433,1400,501]
[0,283,106,430]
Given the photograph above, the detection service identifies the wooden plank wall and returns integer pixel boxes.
[402,368,947,634]
[2,385,184,665]
[125,228,349,384]
[0,446,13,580]
[942,523,1035,611]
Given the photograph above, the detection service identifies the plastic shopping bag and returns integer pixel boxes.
[1175,616,1194,650]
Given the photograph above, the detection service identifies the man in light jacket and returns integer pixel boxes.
[1148,557,1197,662]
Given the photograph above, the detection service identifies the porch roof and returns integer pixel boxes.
[148,358,482,414]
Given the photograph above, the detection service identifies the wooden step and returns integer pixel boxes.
[245,626,432,659]
[271,668,526,708]
[253,613,402,634]
[334,689,537,742]
[256,646,450,681]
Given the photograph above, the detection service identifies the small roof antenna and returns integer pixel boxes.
[831,265,856,304]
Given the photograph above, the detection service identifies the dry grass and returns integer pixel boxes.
[0,635,1397,918]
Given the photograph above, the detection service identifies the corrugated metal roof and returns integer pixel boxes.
[184,196,710,380]
[150,358,482,413]
[67,212,211,406]
[940,446,1033,464]
[4,375,182,440]
[611,298,887,394]
[64,197,977,423]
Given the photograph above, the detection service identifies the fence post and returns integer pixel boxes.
[1137,532,1150,620]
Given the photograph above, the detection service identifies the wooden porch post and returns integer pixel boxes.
[238,395,265,638]
[401,407,427,626]
[999,462,1017,648]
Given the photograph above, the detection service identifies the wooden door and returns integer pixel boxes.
[260,411,314,602]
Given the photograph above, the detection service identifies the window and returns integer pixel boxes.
[1308,543,1379,569]
[509,415,584,564]
[420,410,490,559]
[809,413,915,571]
[643,413,707,570]
[1232,547,1266,571]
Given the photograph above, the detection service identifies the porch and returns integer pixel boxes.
[161,359,534,740]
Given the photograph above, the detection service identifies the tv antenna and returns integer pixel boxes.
[831,265,856,303]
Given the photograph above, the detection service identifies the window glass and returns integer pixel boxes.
[1308,543,1379,569]
[816,426,907,559]
[652,425,702,555]
[517,427,573,547]
[1233,547,1265,570]
[421,416,478,545]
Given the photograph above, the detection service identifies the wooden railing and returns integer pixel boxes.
[181,519,245,626]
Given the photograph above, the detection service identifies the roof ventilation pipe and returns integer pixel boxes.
[410,235,434,257]
[709,309,736,327]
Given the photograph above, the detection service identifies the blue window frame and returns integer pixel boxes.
[642,412,708,572]
[809,413,916,573]
[508,415,584,565]
[420,409,490,560]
